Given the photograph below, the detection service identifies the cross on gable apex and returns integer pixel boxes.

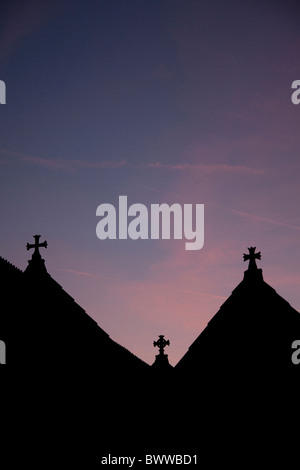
[25,235,48,275]
[153,335,170,356]
[243,246,261,271]
[26,235,48,258]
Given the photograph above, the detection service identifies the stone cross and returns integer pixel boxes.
[243,246,261,270]
[153,335,170,356]
[26,235,48,258]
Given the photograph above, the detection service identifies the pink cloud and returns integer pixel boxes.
[0,148,69,170]
[0,148,128,171]
[229,208,300,231]
[53,265,226,301]
[51,240,231,365]
[23,155,73,171]
[146,161,265,175]
[24,155,128,171]
[1,147,265,175]
[65,159,128,169]
[51,267,119,282]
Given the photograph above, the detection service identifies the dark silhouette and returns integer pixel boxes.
[1,236,149,378]
[25,234,48,273]
[243,245,261,270]
[176,247,300,384]
[1,237,299,465]
[26,234,48,253]
[154,334,170,354]
[152,334,173,372]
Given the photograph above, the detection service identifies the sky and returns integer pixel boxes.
[0,0,299,365]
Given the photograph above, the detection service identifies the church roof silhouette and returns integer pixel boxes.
[176,246,300,386]
[1,235,149,372]
[1,239,299,380]
[1,239,299,465]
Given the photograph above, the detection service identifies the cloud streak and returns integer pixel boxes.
[52,267,226,301]
[229,208,300,231]
[146,162,266,175]
[51,267,119,282]
[0,148,265,175]
[0,148,128,171]
[145,281,227,300]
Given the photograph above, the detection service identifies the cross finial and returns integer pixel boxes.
[243,246,261,271]
[26,235,48,259]
[153,335,170,356]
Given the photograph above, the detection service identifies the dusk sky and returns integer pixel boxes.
[0,0,299,365]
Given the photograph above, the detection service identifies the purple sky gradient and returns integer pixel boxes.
[0,0,299,365]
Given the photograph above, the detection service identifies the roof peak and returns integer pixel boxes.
[24,234,48,275]
[242,247,264,282]
[243,267,264,283]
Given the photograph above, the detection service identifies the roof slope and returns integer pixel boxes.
[0,251,149,372]
[176,266,300,384]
